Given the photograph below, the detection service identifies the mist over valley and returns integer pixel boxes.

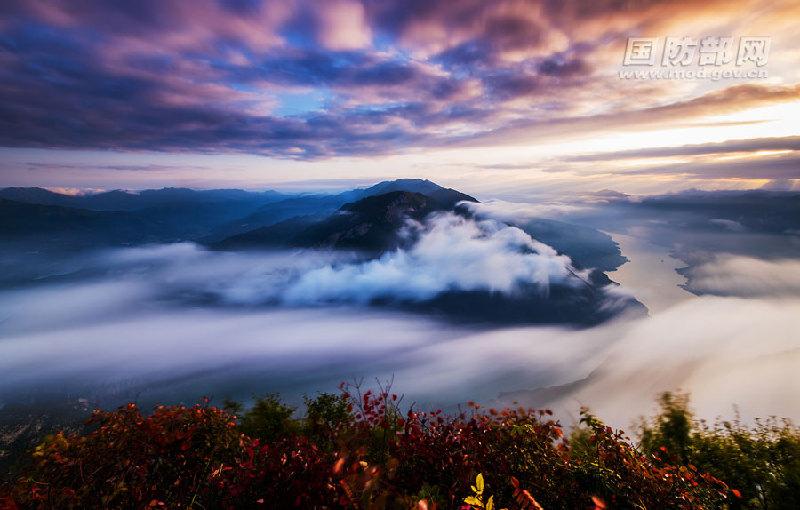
[2,179,798,430]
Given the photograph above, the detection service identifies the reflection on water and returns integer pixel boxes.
[607,232,694,313]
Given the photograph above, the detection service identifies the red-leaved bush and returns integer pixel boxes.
[3,386,739,509]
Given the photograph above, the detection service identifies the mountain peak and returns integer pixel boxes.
[342,179,478,205]
[341,190,430,213]
[358,178,441,196]
[0,186,64,201]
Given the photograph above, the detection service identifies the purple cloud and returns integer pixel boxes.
[0,0,794,161]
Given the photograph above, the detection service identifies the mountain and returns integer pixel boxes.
[633,190,800,234]
[206,194,347,241]
[343,178,476,203]
[0,186,286,211]
[0,186,292,243]
[215,190,477,251]
[0,180,477,250]
[0,180,647,326]
[404,280,644,326]
[0,187,85,208]
[520,219,627,272]
[207,179,477,241]
[206,187,647,325]
[0,198,164,248]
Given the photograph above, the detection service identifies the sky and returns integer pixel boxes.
[0,0,799,195]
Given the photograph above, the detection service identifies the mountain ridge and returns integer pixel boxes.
[215,189,477,251]
[0,179,476,250]
[0,186,286,211]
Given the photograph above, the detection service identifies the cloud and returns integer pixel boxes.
[282,212,577,303]
[565,135,800,162]
[314,0,372,50]
[682,255,800,297]
[760,178,800,191]
[0,213,580,317]
[614,152,800,180]
[2,0,797,162]
[463,199,592,221]
[521,296,800,427]
[466,83,800,148]
[26,162,209,173]
[2,202,800,425]
[44,186,107,196]
[0,230,589,406]
[2,256,799,428]
[709,218,746,232]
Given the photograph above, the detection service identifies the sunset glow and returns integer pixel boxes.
[0,0,797,194]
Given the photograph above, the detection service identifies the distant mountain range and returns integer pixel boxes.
[3,183,796,324]
[0,178,625,273]
[216,189,476,251]
[0,186,286,211]
[0,186,286,247]
[0,179,473,248]
[205,179,477,241]
[0,198,166,247]
[0,179,644,324]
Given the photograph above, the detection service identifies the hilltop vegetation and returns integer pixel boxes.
[3,388,798,509]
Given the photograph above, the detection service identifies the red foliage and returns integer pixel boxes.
[5,388,738,509]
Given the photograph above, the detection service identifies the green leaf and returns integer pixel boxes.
[486,495,494,510]
[475,473,485,493]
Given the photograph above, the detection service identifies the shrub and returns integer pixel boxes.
[4,388,778,509]
[11,401,242,508]
[638,392,800,509]
[239,393,297,441]
[303,392,351,449]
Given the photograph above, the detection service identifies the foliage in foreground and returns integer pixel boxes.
[1,386,797,509]
[637,392,800,509]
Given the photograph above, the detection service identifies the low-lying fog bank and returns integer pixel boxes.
[1,243,798,429]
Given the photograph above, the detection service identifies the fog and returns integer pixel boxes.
[682,256,800,297]
[0,213,582,313]
[285,213,579,304]
[463,200,593,222]
[1,237,799,428]
[502,297,800,426]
